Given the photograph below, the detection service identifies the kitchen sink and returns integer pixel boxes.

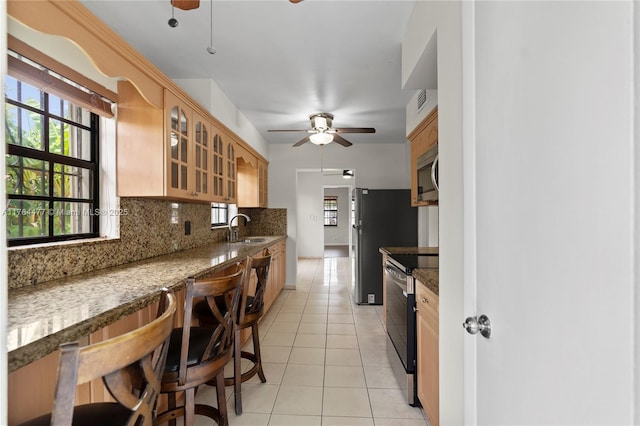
[241,237,267,244]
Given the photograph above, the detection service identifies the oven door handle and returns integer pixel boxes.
[392,278,408,294]
[385,267,409,294]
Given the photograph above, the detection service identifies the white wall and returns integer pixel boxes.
[406,89,438,137]
[403,2,463,425]
[269,142,410,286]
[324,187,351,246]
[174,78,270,159]
[297,171,324,258]
[417,205,439,247]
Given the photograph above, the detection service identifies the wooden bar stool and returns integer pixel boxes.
[18,289,177,426]
[156,261,246,426]
[194,249,272,415]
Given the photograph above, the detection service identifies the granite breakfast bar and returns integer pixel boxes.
[8,235,285,373]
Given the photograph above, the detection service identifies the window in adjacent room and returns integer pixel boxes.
[211,202,229,227]
[324,196,338,226]
[5,50,115,246]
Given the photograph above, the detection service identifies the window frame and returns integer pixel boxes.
[211,202,229,227]
[324,196,338,227]
[5,76,101,247]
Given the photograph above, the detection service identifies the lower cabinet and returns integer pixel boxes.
[264,239,286,312]
[416,279,439,426]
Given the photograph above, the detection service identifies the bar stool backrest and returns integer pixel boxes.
[239,249,272,325]
[51,289,177,426]
[178,262,245,385]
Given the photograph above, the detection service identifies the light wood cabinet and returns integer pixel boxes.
[211,128,237,203]
[409,107,438,207]
[264,239,286,312]
[258,159,268,208]
[236,146,268,208]
[416,279,439,426]
[117,81,237,203]
[166,90,236,203]
[165,90,193,199]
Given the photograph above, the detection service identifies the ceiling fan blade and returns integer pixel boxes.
[293,136,311,147]
[171,0,200,10]
[332,134,353,147]
[268,129,310,133]
[333,127,376,134]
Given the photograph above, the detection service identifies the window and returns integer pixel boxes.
[324,196,338,226]
[5,74,100,246]
[211,202,229,227]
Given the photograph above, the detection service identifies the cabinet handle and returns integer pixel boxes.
[421,297,428,304]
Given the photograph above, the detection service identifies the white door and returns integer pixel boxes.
[464,2,636,424]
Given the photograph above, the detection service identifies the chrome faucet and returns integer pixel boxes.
[228,213,251,241]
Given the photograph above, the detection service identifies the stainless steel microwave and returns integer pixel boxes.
[417,144,439,202]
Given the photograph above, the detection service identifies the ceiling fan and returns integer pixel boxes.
[268,113,376,147]
[171,0,302,10]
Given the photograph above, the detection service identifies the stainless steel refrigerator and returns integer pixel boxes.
[352,188,417,304]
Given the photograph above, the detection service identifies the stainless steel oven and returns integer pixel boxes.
[385,253,439,407]
[384,256,419,406]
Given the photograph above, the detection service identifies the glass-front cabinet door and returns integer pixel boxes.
[212,132,225,201]
[165,90,192,199]
[193,112,212,201]
[211,129,236,203]
[225,140,237,203]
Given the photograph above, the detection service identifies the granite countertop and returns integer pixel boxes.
[379,246,439,256]
[379,246,440,295]
[413,268,439,296]
[7,235,286,372]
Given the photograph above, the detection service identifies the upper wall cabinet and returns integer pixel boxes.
[236,145,268,208]
[409,107,438,207]
[212,130,237,204]
[258,158,268,208]
[117,81,226,203]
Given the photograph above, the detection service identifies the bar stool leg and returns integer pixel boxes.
[233,327,243,415]
[216,372,229,426]
[252,324,267,383]
[168,393,177,426]
[184,388,196,426]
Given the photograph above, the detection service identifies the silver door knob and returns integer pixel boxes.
[463,314,491,339]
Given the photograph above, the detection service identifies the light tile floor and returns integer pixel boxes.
[194,257,429,426]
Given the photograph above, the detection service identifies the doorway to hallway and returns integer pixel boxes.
[324,245,350,258]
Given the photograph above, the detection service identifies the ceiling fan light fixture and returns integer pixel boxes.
[310,132,334,145]
[313,116,328,130]
[310,113,333,131]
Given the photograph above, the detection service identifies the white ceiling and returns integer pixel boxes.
[79,0,417,146]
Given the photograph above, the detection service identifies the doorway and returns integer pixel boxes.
[323,186,352,258]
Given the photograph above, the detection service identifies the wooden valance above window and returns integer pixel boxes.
[7,35,117,118]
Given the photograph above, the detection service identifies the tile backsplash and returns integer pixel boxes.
[8,198,286,289]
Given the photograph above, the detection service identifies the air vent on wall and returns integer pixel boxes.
[417,89,427,111]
